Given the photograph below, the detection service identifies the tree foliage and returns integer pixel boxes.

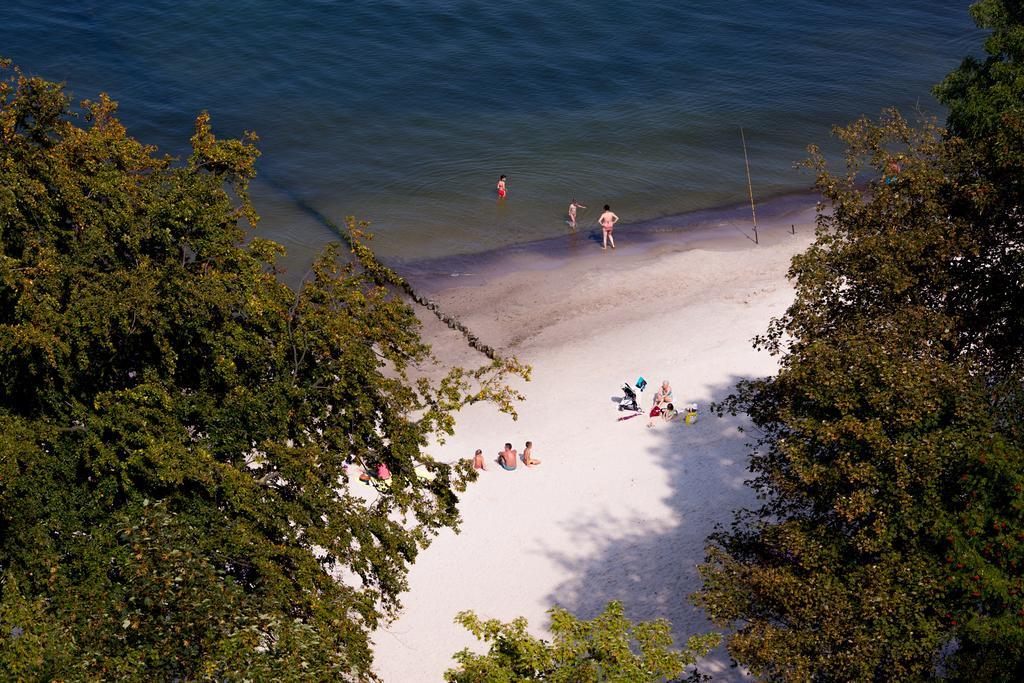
[445,601,719,683]
[933,0,1024,375]
[0,61,527,680]
[935,0,1024,159]
[695,2,1024,679]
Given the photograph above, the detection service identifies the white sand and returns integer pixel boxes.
[372,214,817,681]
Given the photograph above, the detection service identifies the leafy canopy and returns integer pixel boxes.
[0,60,527,680]
[445,601,719,683]
[695,1,1024,679]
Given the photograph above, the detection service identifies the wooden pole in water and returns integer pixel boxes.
[740,127,759,245]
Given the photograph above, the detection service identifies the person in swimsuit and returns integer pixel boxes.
[496,442,517,471]
[473,448,487,471]
[655,380,673,408]
[599,204,618,250]
[567,198,586,229]
[522,440,541,467]
[647,402,679,428]
[497,175,507,199]
[359,462,392,481]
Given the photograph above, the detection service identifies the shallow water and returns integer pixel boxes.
[2,1,982,264]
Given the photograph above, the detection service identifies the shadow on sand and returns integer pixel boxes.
[539,376,758,681]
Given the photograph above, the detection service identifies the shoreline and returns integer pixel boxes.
[399,191,820,362]
[393,189,818,297]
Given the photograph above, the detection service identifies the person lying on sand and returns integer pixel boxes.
[359,462,392,481]
[496,443,517,471]
[473,448,487,471]
[522,440,541,467]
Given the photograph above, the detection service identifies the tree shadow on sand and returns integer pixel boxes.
[538,376,758,681]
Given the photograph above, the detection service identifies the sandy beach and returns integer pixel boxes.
[372,205,818,681]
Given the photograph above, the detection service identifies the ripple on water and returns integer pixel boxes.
[0,0,987,261]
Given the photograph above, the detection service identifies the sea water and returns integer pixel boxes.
[1,1,983,266]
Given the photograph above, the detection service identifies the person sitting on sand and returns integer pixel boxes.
[496,443,517,471]
[522,440,541,467]
[473,448,487,471]
[567,198,586,229]
[647,402,679,428]
[653,379,673,408]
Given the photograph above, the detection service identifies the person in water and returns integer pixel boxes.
[497,175,507,198]
[599,204,619,250]
[567,198,586,229]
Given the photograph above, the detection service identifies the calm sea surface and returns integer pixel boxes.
[1,1,982,264]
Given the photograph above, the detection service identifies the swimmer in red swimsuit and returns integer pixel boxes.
[497,174,507,198]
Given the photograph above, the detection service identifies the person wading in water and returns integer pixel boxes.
[599,204,619,250]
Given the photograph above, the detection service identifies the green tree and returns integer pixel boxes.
[933,0,1024,376]
[693,4,1024,678]
[0,61,527,680]
[932,2,1024,676]
[935,0,1023,161]
[445,601,719,682]
[694,75,1024,683]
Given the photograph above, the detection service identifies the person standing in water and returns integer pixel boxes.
[567,198,586,229]
[497,175,507,199]
[599,204,619,250]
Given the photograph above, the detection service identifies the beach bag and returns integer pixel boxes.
[649,405,662,418]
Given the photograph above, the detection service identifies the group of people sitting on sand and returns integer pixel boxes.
[355,440,541,488]
[647,379,679,427]
[360,379,680,488]
[473,441,540,472]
